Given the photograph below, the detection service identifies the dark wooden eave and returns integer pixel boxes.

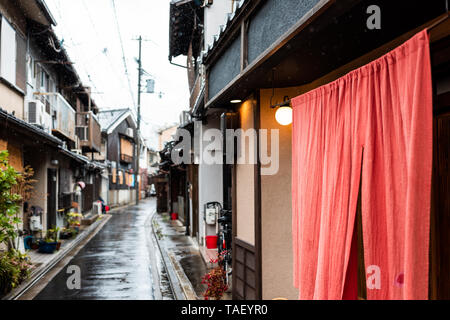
[205,0,449,110]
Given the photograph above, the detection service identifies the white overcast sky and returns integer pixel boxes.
[44,0,189,149]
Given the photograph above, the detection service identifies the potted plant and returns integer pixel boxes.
[38,238,57,254]
[67,212,82,233]
[59,227,73,239]
[38,227,59,253]
[201,252,228,300]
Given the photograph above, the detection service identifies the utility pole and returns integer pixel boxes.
[135,35,142,205]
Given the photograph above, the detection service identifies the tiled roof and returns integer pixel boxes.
[97,108,130,132]
[0,108,62,145]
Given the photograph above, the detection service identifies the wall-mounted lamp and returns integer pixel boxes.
[271,95,292,126]
[51,159,59,166]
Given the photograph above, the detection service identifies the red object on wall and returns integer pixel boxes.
[205,235,218,249]
[171,213,178,220]
[291,30,432,300]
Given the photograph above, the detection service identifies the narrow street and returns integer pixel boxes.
[31,199,172,300]
[0,0,448,306]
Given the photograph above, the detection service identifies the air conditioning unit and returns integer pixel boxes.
[27,100,52,133]
[126,127,134,137]
[92,201,102,216]
[71,149,82,155]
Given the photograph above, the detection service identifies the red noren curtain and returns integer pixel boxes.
[292,30,432,300]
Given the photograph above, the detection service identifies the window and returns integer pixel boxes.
[1,17,17,85]
[41,70,49,91]
[0,17,26,91]
[28,56,34,83]
[120,136,134,163]
[15,33,26,91]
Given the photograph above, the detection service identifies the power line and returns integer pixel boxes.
[111,0,136,109]
[55,0,104,107]
[81,0,127,93]
[53,0,103,105]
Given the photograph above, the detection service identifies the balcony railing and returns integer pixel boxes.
[76,111,101,152]
[120,153,133,163]
[48,93,76,142]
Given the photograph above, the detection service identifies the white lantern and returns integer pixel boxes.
[275,106,292,126]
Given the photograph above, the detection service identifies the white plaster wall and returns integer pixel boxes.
[204,0,233,50]
[197,117,223,245]
[109,189,136,207]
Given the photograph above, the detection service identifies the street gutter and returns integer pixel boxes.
[150,212,187,300]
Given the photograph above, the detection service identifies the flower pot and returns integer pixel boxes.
[60,231,73,239]
[38,241,57,254]
[171,213,178,220]
[56,242,61,251]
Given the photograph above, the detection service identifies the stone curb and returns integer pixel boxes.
[167,249,202,300]
[150,213,187,300]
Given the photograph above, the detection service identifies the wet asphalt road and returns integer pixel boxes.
[34,198,168,300]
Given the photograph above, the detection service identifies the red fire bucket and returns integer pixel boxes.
[171,213,178,220]
[205,235,218,249]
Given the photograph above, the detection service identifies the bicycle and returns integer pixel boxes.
[218,209,232,284]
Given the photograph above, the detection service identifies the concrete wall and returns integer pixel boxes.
[260,87,300,300]
[197,117,223,245]
[109,189,135,207]
[235,98,256,245]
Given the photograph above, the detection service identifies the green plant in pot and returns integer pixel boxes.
[67,212,82,233]
[0,249,33,295]
[60,227,73,239]
[38,227,60,253]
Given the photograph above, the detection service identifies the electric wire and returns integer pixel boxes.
[53,0,103,105]
[111,0,136,109]
[81,0,127,93]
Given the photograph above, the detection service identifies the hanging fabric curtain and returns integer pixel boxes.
[292,30,432,300]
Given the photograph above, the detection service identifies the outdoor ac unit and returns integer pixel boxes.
[92,201,102,216]
[27,100,52,133]
[71,149,82,155]
[126,127,134,137]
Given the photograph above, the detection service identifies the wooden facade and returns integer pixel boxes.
[201,0,450,300]
[105,114,138,191]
